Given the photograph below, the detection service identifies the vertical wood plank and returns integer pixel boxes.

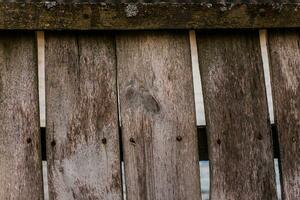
[45,32,122,200]
[268,30,300,200]
[117,31,201,200]
[197,30,277,200]
[0,32,44,199]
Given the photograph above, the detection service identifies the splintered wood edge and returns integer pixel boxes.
[1,2,300,30]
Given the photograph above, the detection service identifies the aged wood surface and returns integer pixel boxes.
[268,29,300,200]
[197,30,277,200]
[117,31,201,200]
[120,125,279,161]
[1,1,300,29]
[45,32,122,200]
[0,32,43,199]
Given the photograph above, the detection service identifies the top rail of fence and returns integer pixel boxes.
[1,0,300,30]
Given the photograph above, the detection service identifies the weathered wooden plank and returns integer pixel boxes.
[1,1,300,30]
[117,31,201,200]
[197,30,277,200]
[45,32,122,200]
[268,29,300,200]
[0,32,43,199]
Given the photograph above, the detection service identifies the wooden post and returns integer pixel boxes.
[0,32,44,199]
[268,29,300,200]
[117,31,201,200]
[45,32,122,200]
[197,30,277,200]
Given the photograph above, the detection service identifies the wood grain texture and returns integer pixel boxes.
[268,30,300,200]
[117,31,201,200]
[1,1,300,30]
[45,32,122,200]
[0,32,43,199]
[197,30,277,200]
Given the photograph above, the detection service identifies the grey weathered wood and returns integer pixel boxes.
[1,1,300,30]
[119,125,280,161]
[0,32,44,199]
[45,32,122,200]
[197,30,277,200]
[268,30,300,200]
[117,31,201,200]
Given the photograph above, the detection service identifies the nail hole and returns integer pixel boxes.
[102,138,107,144]
[292,137,296,143]
[217,139,221,145]
[257,134,263,140]
[26,138,32,144]
[51,140,56,147]
[176,136,182,142]
[129,137,136,144]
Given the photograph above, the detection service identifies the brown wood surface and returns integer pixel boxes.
[0,1,300,30]
[45,32,122,200]
[0,32,43,199]
[117,31,201,200]
[197,30,277,200]
[268,29,300,200]
[119,124,280,161]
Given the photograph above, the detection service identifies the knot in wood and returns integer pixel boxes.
[125,87,160,114]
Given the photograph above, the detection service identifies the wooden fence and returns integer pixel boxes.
[0,1,300,200]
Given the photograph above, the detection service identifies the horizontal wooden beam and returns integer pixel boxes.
[2,1,300,30]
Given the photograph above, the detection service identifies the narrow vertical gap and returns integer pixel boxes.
[114,33,126,200]
[36,31,49,200]
[259,29,282,200]
[189,30,209,200]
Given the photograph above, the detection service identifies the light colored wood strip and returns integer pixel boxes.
[117,31,201,200]
[37,31,46,128]
[197,30,277,200]
[268,30,300,200]
[45,32,122,200]
[0,32,44,199]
